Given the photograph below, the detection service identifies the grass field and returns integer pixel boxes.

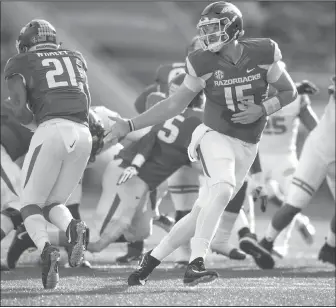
[1,188,335,306]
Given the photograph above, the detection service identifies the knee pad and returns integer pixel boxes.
[1,207,23,229]
[226,181,247,214]
[209,182,234,201]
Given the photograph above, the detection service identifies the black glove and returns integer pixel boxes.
[296,80,319,95]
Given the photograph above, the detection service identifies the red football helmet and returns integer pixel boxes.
[16,19,58,53]
[197,1,244,52]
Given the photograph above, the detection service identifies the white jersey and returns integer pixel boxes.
[308,94,335,161]
[259,94,307,155]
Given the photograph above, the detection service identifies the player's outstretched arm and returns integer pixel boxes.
[6,75,34,125]
[105,81,201,145]
[298,95,319,132]
[265,61,298,112]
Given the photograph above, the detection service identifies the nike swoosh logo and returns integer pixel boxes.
[17,231,28,240]
[70,140,76,148]
[246,68,255,73]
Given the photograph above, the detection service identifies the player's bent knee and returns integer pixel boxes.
[225,181,247,214]
[41,203,60,222]
[1,207,23,229]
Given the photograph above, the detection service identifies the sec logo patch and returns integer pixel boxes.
[214,70,224,80]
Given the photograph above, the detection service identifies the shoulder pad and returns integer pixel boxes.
[242,38,282,65]
[4,54,26,80]
[73,50,88,71]
[185,49,214,78]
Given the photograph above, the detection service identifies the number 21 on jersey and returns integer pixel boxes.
[42,57,85,89]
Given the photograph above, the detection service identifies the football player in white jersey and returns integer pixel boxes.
[254,76,335,269]
[238,61,320,257]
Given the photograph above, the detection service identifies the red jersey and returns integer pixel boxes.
[186,38,282,144]
[4,49,90,126]
[118,108,203,190]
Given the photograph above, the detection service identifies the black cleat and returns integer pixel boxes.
[116,241,143,264]
[153,215,175,233]
[318,242,335,267]
[127,250,161,286]
[7,224,37,269]
[66,219,88,267]
[183,257,218,286]
[41,242,60,289]
[228,248,246,260]
[239,235,275,270]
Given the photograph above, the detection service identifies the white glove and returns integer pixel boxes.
[117,165,139,185]
[249,172,268,212]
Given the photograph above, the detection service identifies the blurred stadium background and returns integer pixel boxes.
[1,0,335,233]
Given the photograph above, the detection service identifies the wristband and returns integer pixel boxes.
[262,96,281,116]
[127,119,135,132]
[130,164,140,171]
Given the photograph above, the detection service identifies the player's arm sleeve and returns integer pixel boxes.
[261,41,297,116]
[298,95,319,131]
[134,83,158,114]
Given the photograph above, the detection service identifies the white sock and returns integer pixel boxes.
[1,214,14,235]
[48,204,74,232]
[265,223,280,242]
[151,205,200,261]
[326,230,336,247]
[190,183,232,262]
[46,223,60,246]
[190,237,210,262]
[212,211,238,245]
[24,214,49,253]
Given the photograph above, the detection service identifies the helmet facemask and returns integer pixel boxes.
[197,16,241,52]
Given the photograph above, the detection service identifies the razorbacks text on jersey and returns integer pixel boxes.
[117,108,203,190]
[4,49,89,126]
[186,38,282,144]
[260,94,310,154]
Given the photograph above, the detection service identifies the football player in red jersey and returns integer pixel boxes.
[4,20,92,289]
[109,2,298,286]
